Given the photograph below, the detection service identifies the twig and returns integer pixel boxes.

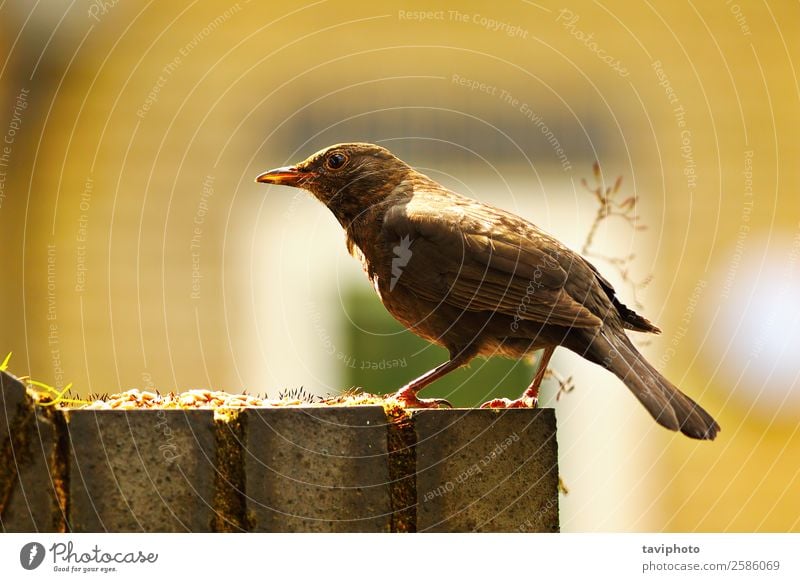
[580,161,653,310]
[543,367,575,401]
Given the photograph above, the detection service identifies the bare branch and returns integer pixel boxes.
[580,161,653,310]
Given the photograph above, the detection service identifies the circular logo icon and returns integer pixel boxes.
[19,542,46,570]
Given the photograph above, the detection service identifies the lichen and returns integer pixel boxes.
[384,402,416,533]
[211,408,250,532]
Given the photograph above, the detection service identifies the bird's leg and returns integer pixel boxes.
[390,349,474,409]
[525,345,556,403]
[480,346,556,409]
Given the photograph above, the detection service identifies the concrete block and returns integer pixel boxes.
[0,371,64,532]
[3,379,560,533]
[67,409,216,532]
[245,406,392,532]
[414,408,559,532]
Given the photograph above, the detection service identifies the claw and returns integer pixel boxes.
[479,396,538,409]
[480,398,512,409]
[389,387,453,409]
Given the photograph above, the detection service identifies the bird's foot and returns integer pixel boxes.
[389,387,453,409]
[479,395,538,409]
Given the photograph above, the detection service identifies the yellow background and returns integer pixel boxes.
[1,0,797,531]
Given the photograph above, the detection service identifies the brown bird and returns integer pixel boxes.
[256,143,720,440]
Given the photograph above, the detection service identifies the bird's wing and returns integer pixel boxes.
[584,260,661,333]
[382,194,603,329]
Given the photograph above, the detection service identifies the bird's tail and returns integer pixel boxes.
[574,329,720,440]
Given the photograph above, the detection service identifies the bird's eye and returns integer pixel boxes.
[326,152,347,170]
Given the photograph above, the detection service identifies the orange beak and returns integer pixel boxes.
[254,166,308,187]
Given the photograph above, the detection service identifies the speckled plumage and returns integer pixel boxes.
[256,143,720,440]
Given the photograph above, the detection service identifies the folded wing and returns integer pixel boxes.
[382,193,605,330]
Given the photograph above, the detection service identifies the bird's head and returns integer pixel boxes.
[255,142,413,224]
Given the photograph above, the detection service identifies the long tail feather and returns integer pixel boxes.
[575,329,720,440]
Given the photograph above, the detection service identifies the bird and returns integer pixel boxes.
[255,142,720,440]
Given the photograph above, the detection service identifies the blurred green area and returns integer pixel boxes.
[344,288,534,406]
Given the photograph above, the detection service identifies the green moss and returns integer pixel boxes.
[211,408,250,532]
[384,403,416,533]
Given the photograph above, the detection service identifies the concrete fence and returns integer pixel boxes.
[0,370,559,532]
